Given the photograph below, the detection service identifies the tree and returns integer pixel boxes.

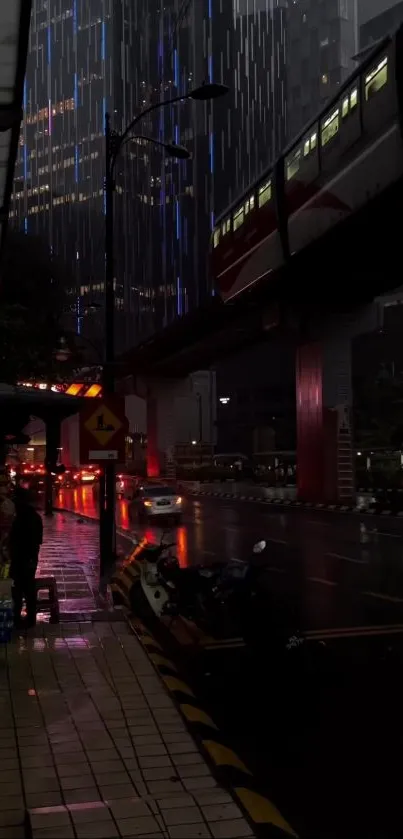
[0,232,78,383]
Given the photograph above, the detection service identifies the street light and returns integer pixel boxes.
[101,81,229,576]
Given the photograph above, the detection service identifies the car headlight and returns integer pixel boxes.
[144,500,153,507]
[175,496,182,505]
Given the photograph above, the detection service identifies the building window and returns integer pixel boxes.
[321,107,339,146]
[233,206,244,231]
[286,148,301,181]
[258,179,272,207]
[365,57,387,100]
[213,229,220,248]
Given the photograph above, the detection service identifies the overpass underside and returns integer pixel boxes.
[122,173,403,380]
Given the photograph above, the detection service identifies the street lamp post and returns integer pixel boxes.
[100,82,229,577]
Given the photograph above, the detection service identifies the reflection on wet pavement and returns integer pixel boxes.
[38,514,101,617]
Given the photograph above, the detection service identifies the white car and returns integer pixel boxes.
[133,484,183,523]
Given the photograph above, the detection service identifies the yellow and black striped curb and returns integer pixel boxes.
[127,615,298,839]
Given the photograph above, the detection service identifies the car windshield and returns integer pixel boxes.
[142,486,175,497]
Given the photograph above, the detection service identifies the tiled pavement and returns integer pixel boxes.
[37,514,102,616]
[0,621,255,839]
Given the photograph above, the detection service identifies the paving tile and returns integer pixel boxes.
[178,765,211,779]
[30,810,71,829]
[147,780,185,796]
[0,781,22,796]
[63,788,101,805]
[74,822,118,838]
[116,816,160,837]
[136,745,167,758]
[109,800,151,820]
[209,821,253,838]
[183,777,217,792]
[156,795,194,810]
[93,771,129,785]
[0,828,26,839]
[70,804,110,824]
[32,827,75,839]
[162,807,203,826]
[26,791,64,808]
[88,759,125,773]
[143,767,179,782]
[98,783,137,800]
[0,810,24,827]
[167,825,211,839]
[61,775,96,790]
[202,804,243,823]
[57,762,92,778]
[138,755,172,769]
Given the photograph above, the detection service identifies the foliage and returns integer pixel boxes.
[0,232,77,383]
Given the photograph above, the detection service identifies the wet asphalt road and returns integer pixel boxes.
[58,487,403,837]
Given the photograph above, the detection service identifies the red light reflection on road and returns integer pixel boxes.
[176,527,188,568]
[119,501,130,529]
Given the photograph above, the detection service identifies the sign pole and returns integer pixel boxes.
[100,111,116,580]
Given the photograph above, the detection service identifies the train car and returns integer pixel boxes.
[212,24,403,303]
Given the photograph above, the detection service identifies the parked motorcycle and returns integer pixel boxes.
[127,535,324,670]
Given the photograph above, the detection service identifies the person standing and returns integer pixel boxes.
[9,488,43,628]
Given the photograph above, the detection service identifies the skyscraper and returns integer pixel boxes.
[12,0,288,354]
[286,0,358,140]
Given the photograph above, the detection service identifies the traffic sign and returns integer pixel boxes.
[79,395,127,464]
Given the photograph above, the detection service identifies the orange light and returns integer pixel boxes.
[65,383,83,396]
[84,383,102,398]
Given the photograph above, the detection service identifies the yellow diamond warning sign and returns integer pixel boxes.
[84,403,122,446]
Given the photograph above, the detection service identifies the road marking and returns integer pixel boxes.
[305,623,403,640]
[180,704,218,729]
[267,537,288,545]
[326,552,367,565]
[370,531,402,539]
[203,740,252,774]
[308,577,338,587]
[363,591,403,604]
[235,788,298,835]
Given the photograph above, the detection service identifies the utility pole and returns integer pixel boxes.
[100,112,116,578]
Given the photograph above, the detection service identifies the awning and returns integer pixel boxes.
[0,1,32,255]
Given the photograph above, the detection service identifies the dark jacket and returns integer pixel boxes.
[9,504,43,578]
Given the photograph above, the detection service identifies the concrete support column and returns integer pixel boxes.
[146,373,216,480]
[296,311,366,505]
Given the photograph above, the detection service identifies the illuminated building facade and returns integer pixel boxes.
[12,0,287,351]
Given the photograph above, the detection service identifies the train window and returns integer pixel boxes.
[303,131,318,157]
[365,56,387,100]
[233,206,244,231]
[286,148,301,181]
[342,96,349,118]
[258,179,271,207]
[213,229,220,248]
[221,218,231,236]
[321,107,339,146]
[350,88,358,110]
[244,193,255,215]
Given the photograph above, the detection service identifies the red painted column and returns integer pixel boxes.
[296,339,354,504]
[146,393,160,478]
[296,343,324,502]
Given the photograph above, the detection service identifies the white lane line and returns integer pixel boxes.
[326,552,367,565]
[370,531,402,539]
[363,591,403,604]
[266,537,288,545]
[308,577,338,587]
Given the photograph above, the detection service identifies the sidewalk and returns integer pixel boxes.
[1,620,255,839]
[37,513,103,617]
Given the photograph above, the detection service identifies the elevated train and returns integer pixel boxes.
[211,26,403,303]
